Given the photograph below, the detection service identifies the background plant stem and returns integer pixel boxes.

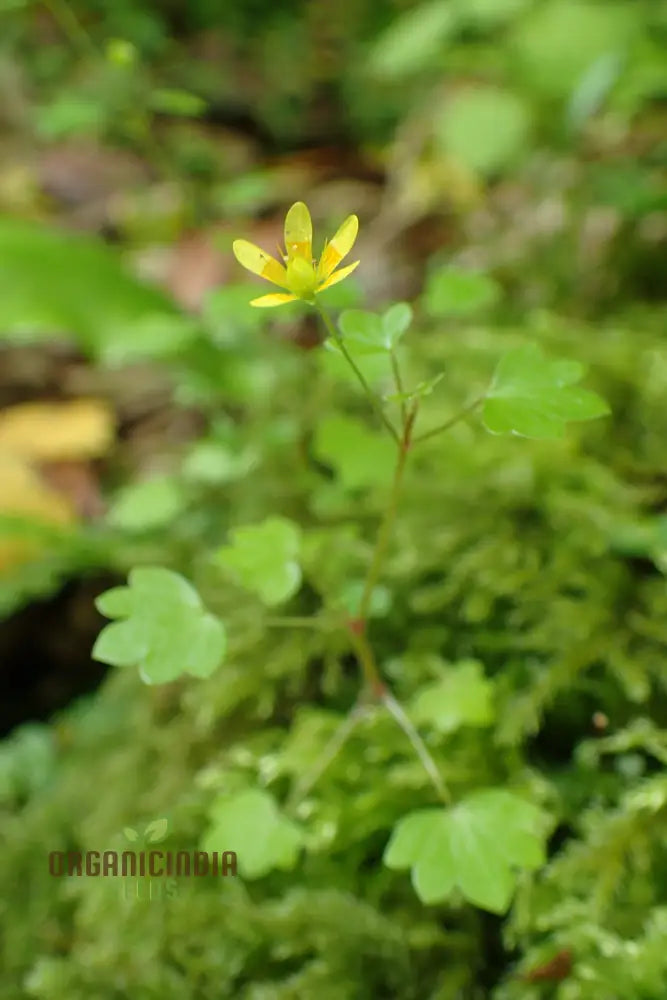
[285,701,368,812]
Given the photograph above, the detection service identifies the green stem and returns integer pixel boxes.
[315,304,400,444]
[390,348,407,430]
[300,308,455,805]
[382,691,450,804]
[347,627,387,698]
[358,404,417,621]
[413,396,484,445]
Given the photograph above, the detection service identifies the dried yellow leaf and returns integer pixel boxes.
[0,453,74,521]
[0,399,115,461]
[0,453,75,574]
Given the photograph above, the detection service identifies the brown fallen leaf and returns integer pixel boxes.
[37,140,148,208]
[521,949,573,983]
[166,229,232,312]
[0,452,75,574]
[39,460,106,521]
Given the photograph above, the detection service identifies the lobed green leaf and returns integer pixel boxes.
[384,789,548,912]
[483,342,610,438]
[93,566,226,683]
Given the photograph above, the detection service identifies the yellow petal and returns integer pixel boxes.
[317,215,359,280]
[250,293,298,308]
[316,260,360,292]
[0,399,114,461]
[284,202,313,263]
[233,240,289,288]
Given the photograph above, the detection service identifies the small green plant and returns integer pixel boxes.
[94,201,610,914]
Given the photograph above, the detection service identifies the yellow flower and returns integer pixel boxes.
[232,201,359,307]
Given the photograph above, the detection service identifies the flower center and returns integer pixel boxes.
[286,257,318,298]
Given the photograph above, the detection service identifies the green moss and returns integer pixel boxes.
[1,300,667,997]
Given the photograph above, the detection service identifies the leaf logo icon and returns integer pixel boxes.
[122,818,168,843]
[144,818,168,843]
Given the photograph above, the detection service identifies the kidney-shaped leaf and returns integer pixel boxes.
[107,477,188,532]
[93,566,226,683]
[338,303,412,353]
[216,516,301,606]
[202,788,304,879]
[483,343,610,439]
[424,267,500,318]
[384,788,547,913]
[410,660,494,733]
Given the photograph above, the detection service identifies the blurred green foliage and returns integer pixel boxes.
[3,0,664,150]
